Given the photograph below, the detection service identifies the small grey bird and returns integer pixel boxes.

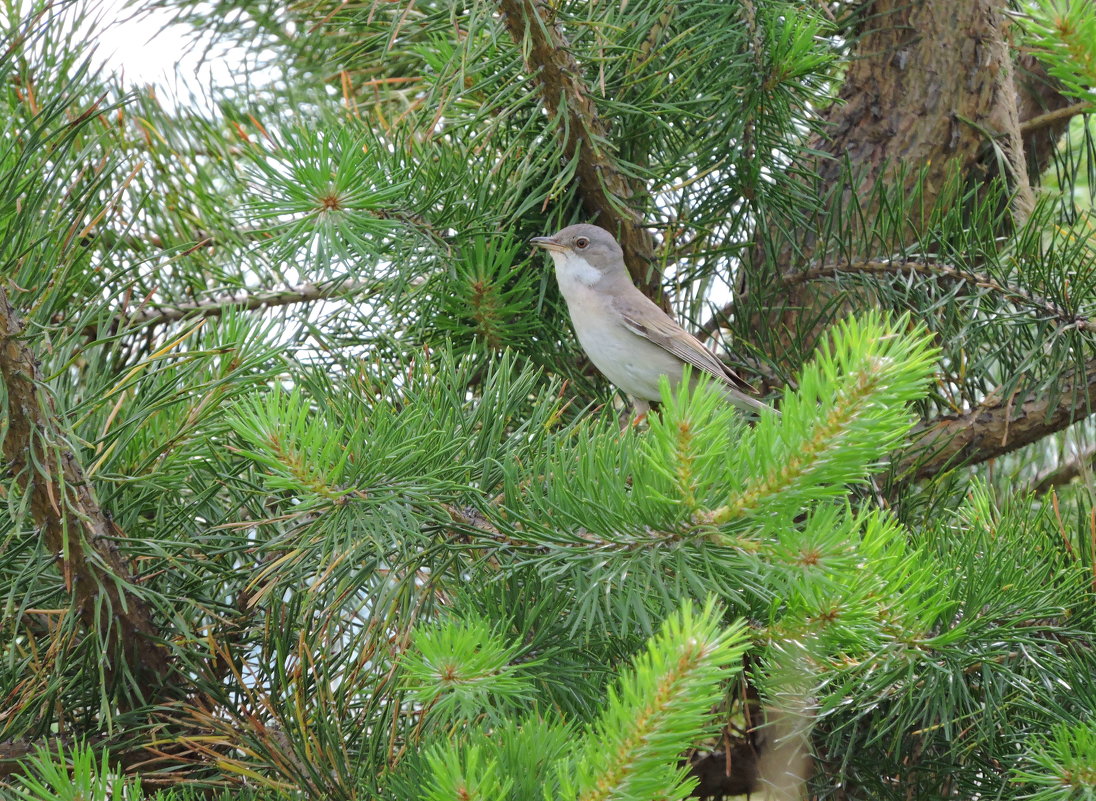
[531,223,771,420]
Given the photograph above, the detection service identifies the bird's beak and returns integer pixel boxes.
[530,236,566,253]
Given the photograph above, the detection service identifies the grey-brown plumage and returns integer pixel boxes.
[531,223,770,416]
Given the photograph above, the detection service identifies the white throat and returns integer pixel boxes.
[549,251,602,294]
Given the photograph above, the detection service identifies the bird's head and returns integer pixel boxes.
[531,224,627,287]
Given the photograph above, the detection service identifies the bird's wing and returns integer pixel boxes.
[611,292,756,393]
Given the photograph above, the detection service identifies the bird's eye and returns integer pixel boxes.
[575,237,590,249]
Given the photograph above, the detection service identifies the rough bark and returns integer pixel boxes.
[810,0,1032,233]
[0,288,171,700]
[752,0,1034,363]
[901,356,1096,480]
[498,0,664,303]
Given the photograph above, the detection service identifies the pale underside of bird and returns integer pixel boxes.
[531,223,772,421]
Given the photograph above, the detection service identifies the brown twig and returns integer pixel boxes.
[0,734,213,781]
[787,259,1093,331]
[738,0,765,168]
[1014,53,1082,181]
[82,277,384,337]
[1019,100,1092,135]
[444,503,503,539]
[497,0,664,302]
[0,288,172,700]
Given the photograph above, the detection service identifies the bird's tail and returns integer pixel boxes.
[721,384,779,416]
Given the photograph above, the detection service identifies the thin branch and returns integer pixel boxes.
[700,258,1095,336]
[1013,52,1082,182]
[0,741,37,770]
[0,288,172,698]
[82,277,384,337]
[786,260,1094,331]
[738,0,765,168]
[1019,100,1092,134]
[1026,446,1096,494]
[497,0,664,302]
[444,503,502,538]
[899,356,1096,480]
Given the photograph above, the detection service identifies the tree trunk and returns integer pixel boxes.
[815,0,1030,225]
[755,0,1033,364]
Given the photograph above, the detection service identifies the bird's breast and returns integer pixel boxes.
[556,280,684,402]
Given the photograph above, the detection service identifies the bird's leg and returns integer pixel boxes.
[630,398,651,428]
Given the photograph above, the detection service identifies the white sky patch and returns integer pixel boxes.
[89,0,273,112]
[93,1,201,85]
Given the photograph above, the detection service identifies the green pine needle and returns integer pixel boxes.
[1013,723,1096,800]
[559,599,749,801]
[420,743,514,801]
[402,615,536,723]
[707,312,938,525]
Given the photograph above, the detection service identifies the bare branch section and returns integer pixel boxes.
[1020,101,1092,135]
[0,288,171,695]
[901,356,1096,480]
[784,260,1093,332]
[85,277,381,336]
[498,0,663,301]
[0,735,202,781]
[703,258,1095,336]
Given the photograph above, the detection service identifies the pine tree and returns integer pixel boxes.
[1,1,1095,799]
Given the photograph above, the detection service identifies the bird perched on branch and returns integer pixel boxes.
[532,223,772,423]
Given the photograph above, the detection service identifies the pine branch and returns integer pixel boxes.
[0,288,171,699]
[901,356,1096,480]
[566,602,748,801]
[444,503,514,544]
[700,314,936,525]
[703,259,1096,481]
[705,360,885,526]
[82,277,383,336]
[702,258,1095,337]
[497,0,664,302]
[738,0,765,169]
[788,259,1093,331]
